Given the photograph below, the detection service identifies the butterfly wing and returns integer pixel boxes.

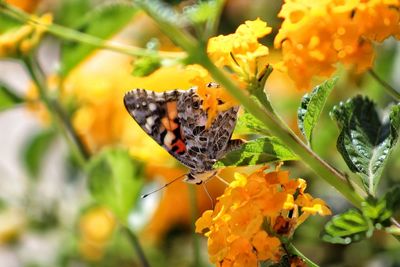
[124,86,240,175]
[176,85,240,173]
[124,88,194,166]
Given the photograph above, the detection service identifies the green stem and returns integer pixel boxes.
[288,243,319,267]
[122,226,150,267]
[200,55,363,208]
[22,56,88,167]
[368,69,400,101]
[188,185,202,267]
[0,2,185,59]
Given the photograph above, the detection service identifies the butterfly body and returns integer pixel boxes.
[123,83,241,184]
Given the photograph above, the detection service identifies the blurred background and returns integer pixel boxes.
[0,0,399,266]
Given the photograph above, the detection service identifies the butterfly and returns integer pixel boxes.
[123,82,243,185]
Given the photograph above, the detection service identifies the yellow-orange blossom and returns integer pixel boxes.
[275,0,400,89]
[196,166,331,267]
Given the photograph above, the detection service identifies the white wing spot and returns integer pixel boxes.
[145,116,155,131]
[149,103,157,111]
[164,131,175,147]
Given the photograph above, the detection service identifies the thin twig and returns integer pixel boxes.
[288,243,320,267]
[368,69,400,101]
[22,56,88,167]
[122,226,151,267]
[391,217,400,228]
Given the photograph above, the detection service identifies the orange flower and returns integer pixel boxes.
[195,166,331,266]
[5,0,41,12]
[275,0,400,90]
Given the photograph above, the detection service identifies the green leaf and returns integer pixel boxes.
[61,3,138,75]
[215,137,298,167]
[298,77,337,146]
[0,84,23,111]
[23,129,56,179]
[87,148,144,222]
[384,185,400,212]
[322,209,373,244]
[330,97,400,194]
[234,111,269,135]
[361,198,392,227]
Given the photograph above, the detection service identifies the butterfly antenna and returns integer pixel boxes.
[215,174,229,186]
[141,173,186,198]
[202,182,214,209]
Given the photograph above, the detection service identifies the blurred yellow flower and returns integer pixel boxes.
[0,209,25,244]
[275,0,400,90]
[195,166,331,266]
[0,13,52,57]
[78,206,116,261]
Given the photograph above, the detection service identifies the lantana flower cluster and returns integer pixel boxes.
[207,18,272,82]
[275,0,400,89]
[195,166,331,267]
[189,18,272,126]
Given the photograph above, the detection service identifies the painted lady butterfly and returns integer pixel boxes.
[123,82,243,184]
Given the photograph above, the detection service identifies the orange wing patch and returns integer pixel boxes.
[161,101,187,155]
[161,101,179,131]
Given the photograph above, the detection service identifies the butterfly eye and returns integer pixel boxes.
[192,101,200,109]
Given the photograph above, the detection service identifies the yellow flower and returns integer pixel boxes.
[195,166,331,266]
[207,18,272,82]
[189,18,271,127]
[78,206,116,261]
[275,0,400,90]
[0,13,52,57]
